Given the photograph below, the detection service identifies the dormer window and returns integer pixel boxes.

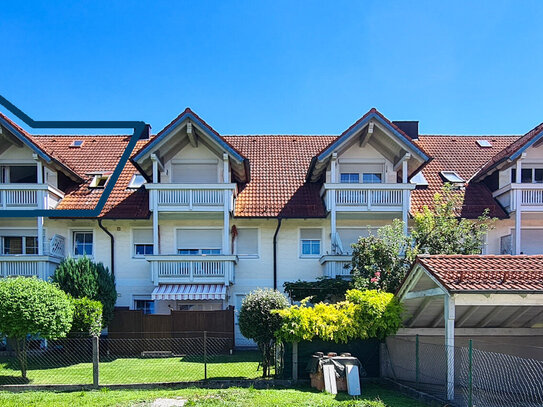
[476,140,492,148]
[90,174,109,188]
[440,171,465,184]
[70,140,84,148]
[128,174,146,189]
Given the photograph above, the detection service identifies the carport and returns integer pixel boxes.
[396,255,543,401]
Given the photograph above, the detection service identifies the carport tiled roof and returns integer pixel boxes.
[412,135,520,218]
[416,254,543,292]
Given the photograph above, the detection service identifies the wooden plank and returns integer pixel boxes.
[323,364,337,394]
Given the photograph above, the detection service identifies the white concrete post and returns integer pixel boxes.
[444,295,456,401]
[292,342,299,381]
[151,155,159,184]
[330,153,337,253]
[223,154,231,255]
[402,159,409,235]
[514,156,524,254]
[34,155,45,255]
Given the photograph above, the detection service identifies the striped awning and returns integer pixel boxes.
[151,284,226,301]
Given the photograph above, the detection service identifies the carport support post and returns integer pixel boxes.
[468,339,473,407]
[444,295,455,401]
[292,342,298,381]
[203,331,207,380]
[415,334,419,384]
[92,336,99,388]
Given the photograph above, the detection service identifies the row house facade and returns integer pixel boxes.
[0,108,542,345]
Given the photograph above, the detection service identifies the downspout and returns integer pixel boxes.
[97,219,115,277]
[273,218,283,290]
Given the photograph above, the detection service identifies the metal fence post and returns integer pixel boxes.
[203,331,207,380]
[415,334,420,385]
[292,342,298,381]
[469,339,473,407]
[92,336,99,388]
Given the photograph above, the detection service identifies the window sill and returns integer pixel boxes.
[299,255,321,259]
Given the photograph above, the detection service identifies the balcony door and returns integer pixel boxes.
[0,165,37,184]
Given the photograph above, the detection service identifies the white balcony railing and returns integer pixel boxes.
[0,184,64,210]
[319,255,352,278]
[147,255,237,285]
[493,184,543,213]
[0,256,63,280]
[146,184,236,212]
[45,234,66,258]
[323,183,414,212]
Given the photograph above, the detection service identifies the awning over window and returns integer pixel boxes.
[151,284,226,301]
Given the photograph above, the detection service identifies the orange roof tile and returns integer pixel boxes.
[416,254,543,292]
[412,135,520,218]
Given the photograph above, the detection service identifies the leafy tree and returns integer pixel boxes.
[70,297,103,337]
[351,185,495,293]
[274,289,402,343]
[238,289,289,377]
[0,277,74,379]
[53,257,117,327]
[283,277,352,303]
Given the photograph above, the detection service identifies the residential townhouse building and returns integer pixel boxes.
[0,107,542,345]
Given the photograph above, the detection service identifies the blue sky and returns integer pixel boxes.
[1,1,542,135]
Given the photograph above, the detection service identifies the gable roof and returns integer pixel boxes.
[412,135,520,218]
[307,108,430,182]
[225,135,336,217]
[413,254,543,293]
[133,108,249,182]
[472,122,543,181]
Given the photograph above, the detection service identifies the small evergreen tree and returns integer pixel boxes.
[53,257,117,327]
[238,289,289,377]
[70,297,103,337]
[0,277,74,379]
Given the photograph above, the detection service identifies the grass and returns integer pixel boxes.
[0,384,425,406]
[0,351,264,385]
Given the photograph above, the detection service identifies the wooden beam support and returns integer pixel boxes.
[187,122,198,148]
[404,287,445,300]
[393,152,411,172]
[477,307,502,328]
[407,297,432,327]
[430,312,443,328]
[502,307,531,327]
[360,122,374,147]
[456,306,479,328]
[524,310,543,328]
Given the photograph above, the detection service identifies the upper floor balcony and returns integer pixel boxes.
[319,254,352,278]
[146,255,237,286]
[322,183,415,213]
[146,183,236,213]
[493,183,543,213]
[0,184,64,210]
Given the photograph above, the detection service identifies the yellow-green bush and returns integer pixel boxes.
[274,289,402,343]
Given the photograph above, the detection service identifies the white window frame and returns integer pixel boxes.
[71,230,94,257]
[234,227,260,258]
[299,228,323,258]
[0,227,41,255]
[131,227,154,258]
[128,173,146,189]
[90,174,109,188]
[511,165,543,184]
[175,227,223,255]
[132,295,154,314]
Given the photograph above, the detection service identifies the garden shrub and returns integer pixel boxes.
[70,297,103,337]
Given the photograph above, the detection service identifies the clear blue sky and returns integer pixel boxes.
[1,1,542,135]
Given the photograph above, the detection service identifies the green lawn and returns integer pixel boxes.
[0,351,264,385]
[0,384,425,406]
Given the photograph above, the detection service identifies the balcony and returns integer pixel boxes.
[146,184,236,212]
[319,255,352,278]
[0,184,64,210]
[493,184,543,213]
[323,183,414,212]
[146,255,237,285]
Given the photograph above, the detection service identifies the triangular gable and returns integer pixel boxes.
[132,108,249,183]
[472,122,543,181]
[306,108,430,182]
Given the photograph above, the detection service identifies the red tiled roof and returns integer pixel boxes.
[32,135,150,218]
[472,122,543,181]
[412,135,520,218]
[224,135,336,217]
[416,254,543,292]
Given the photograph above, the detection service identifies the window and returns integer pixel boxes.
[511,168,543,184]
[300,228,321,257]
[70,140,84,148]
[134,300,154,314]
[340,173,359,183]
[128,174,146,189]
[1,236,38,255]
[176,228,222,255]
[410,171,429,186]
[476,140,492,148]
[0,166,37,184]
[90,174,109,188]
[73,231,93,256]
[133,229,153,257]
[235,228,259,256]
[362,173,382,183]
[440,171,465,183]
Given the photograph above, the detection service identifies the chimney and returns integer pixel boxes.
[392,121,419,140]
[139,124,152,140]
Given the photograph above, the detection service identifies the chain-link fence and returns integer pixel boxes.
[382,335,543,407]
[0,332,273,386]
